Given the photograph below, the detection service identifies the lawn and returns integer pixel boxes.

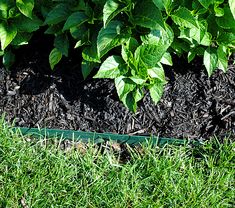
[0,119,234,207]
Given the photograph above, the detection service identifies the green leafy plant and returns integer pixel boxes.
[169,0,235,76]
[0,0,234,112]
[93,0,235,111]
[93,0,235,112]
[42,0,103,72]
[0,0,42,69]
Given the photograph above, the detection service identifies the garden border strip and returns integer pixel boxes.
[12,127,202,147]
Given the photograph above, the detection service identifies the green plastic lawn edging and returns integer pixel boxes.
[12,127,202,147]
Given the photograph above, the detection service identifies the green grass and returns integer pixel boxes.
[0,120,234,207]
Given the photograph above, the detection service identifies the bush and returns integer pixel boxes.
[0,0,235,111]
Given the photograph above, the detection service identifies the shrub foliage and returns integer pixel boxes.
[0,0,235,111]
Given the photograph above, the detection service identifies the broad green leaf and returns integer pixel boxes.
[84,5,95,23]
[141,25,174,66]
[152,0,172,12]
[206,13,220,37]
[3,49,15,69]
[217,31,235,47]
[152,0,165,11]
[133,0,165,30]
[179,21,212,46]
[217,45,228,72]
[123,92,137,113]
[97,20,130,58]
[216,6,235,29]
[178,29,194,45]
[122,38,139,55]
[11,32,32,45]
[160,52,172,66]
[0,23,17,50]
[170,39,190,56]
[76,0,86,10]
[188,50,196,63]
[115,76,137,112]
[82,32,100,63]
[13,15,42,33]
[49,48,62,70]
[62,12,88,31]
[198,0,214,9]
[129,77,146,85]
[103,0,124,27]
[133,87,144,103]
[229,0,235,20]
[94,55,126,79]
[121,37,139,69]
[149,81,165,104]
[45,25,62,35]
[70,25,88,40]
[141,30,160,44]
[171,7,198,29]
[44,4,70,25]
[81,60,97,79]
[141,24,174,47]
[54,34,69,57]
[147,64,166,82]
[192,0,200,9]
[134,44,167,70]
[140,25,174,69]
[82,43,100,63]
[115,76,136,99]
[16,0,34,18]
[196,8,208,15]
[200,32,212,46]
[203,47,218,77]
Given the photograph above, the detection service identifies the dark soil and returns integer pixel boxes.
[0,33,235,140]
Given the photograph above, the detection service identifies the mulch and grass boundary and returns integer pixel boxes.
[0,119,234,207]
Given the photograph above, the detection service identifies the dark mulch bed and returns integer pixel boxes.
[0,33,235,140]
